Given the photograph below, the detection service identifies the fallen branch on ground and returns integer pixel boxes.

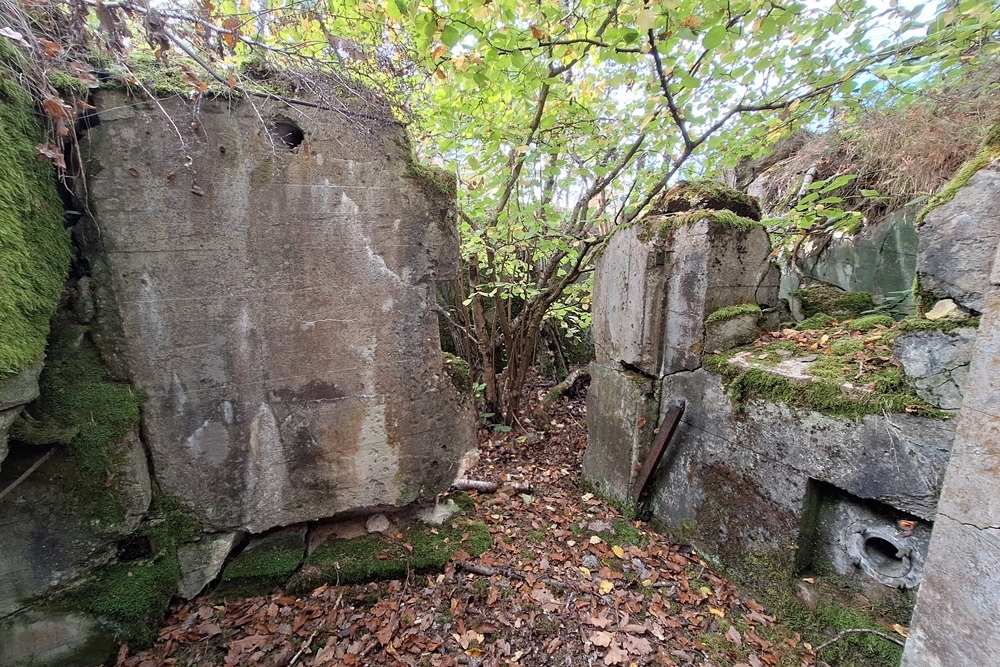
[534,368,590,425]
[814,628,905,654]
[451,479,533,494]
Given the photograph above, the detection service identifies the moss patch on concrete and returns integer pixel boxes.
[12,323,146,525]
[403,162,457,199]
[918,120,1000,223]
[705,303,762,325]
[0,72,72,378]
[651,179,762,220]
[846,314,895,331]
[898,315,980,333]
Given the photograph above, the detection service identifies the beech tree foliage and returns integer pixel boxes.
[6,0,999,423]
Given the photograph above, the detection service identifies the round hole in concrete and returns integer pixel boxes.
[269,118,304,150]
[862,536,910,578]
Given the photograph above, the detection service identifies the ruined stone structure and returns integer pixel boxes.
[901,158,1000,667]
[584,182,960,604]
[0,89,474,665]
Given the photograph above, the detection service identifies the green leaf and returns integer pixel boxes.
[702,25,726,49]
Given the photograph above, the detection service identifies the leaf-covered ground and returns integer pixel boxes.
[119,372,836,667]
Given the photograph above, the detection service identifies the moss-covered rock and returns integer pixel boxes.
[792,283,873,319]
[62,495,201,646]
[12,323,147,525]
[0,71,72,378]
[846,314,895,331]
[651,180,762,220]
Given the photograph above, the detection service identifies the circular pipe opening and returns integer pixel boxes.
[862,536,910,578]
[268,119,304,150]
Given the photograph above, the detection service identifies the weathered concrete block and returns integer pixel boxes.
[177,531,243,600]
[704,310,760,353]
[659,220,775,375]
[0,610,116,667]
[593,216,776,377]
[918,163,1000,314]
[591,225,670,376]
[582,363,660,502]
[894,327,977,410]
[644,370,955,561]
[83,92,475,532]
[902,515,1000,667]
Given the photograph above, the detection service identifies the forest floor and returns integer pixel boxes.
[118,371,861,667]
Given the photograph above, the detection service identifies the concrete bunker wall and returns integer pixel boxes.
[583,184,963,604]
[82,91,475,534]
[0,88,476,665]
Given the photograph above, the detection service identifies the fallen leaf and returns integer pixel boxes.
[726,625,743,647]
[598,579,614,595]
[590,631,614,647]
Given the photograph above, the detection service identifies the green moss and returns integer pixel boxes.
[47,70,90,97]
[66,495,202,646]
[12,324,146,524]
[724,551,905,667]
[898,316,980,333]
[918,121,1000,223]
[795,313,836,330]
[641,209,760,241]
[222,543,304,586]
[0,73,73,377]
[288,519,491,593]
[829,338,863,355]
[846,314,895,331]
[705,303,762,325]
[651,179,762,220]
[449,490,476,513]
[725,367,943,419]
[403,162,457,198]
[441,352,471,393]
[793,284,873,319]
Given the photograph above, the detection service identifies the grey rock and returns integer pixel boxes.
[366,513,391,533]
[72,276,95,323]
[582,554,601,570]
[894,328,977,410]
[902,243,1000,667]
[0,429,150,617]
[84,91,476,533]
[795,209,919,315]
[0,358,43,411]
[0,406,21,473]
[924,299,969,322]
[704,311,760,353]
[586,520,613,534]
[0,610,116,667]
[177,532,243,599]
[918,162,1000,314]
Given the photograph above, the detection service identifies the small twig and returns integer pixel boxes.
[814,628,905,654]
[451,479,533,494]
[0,449,55,503]
[288,630,318,667]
